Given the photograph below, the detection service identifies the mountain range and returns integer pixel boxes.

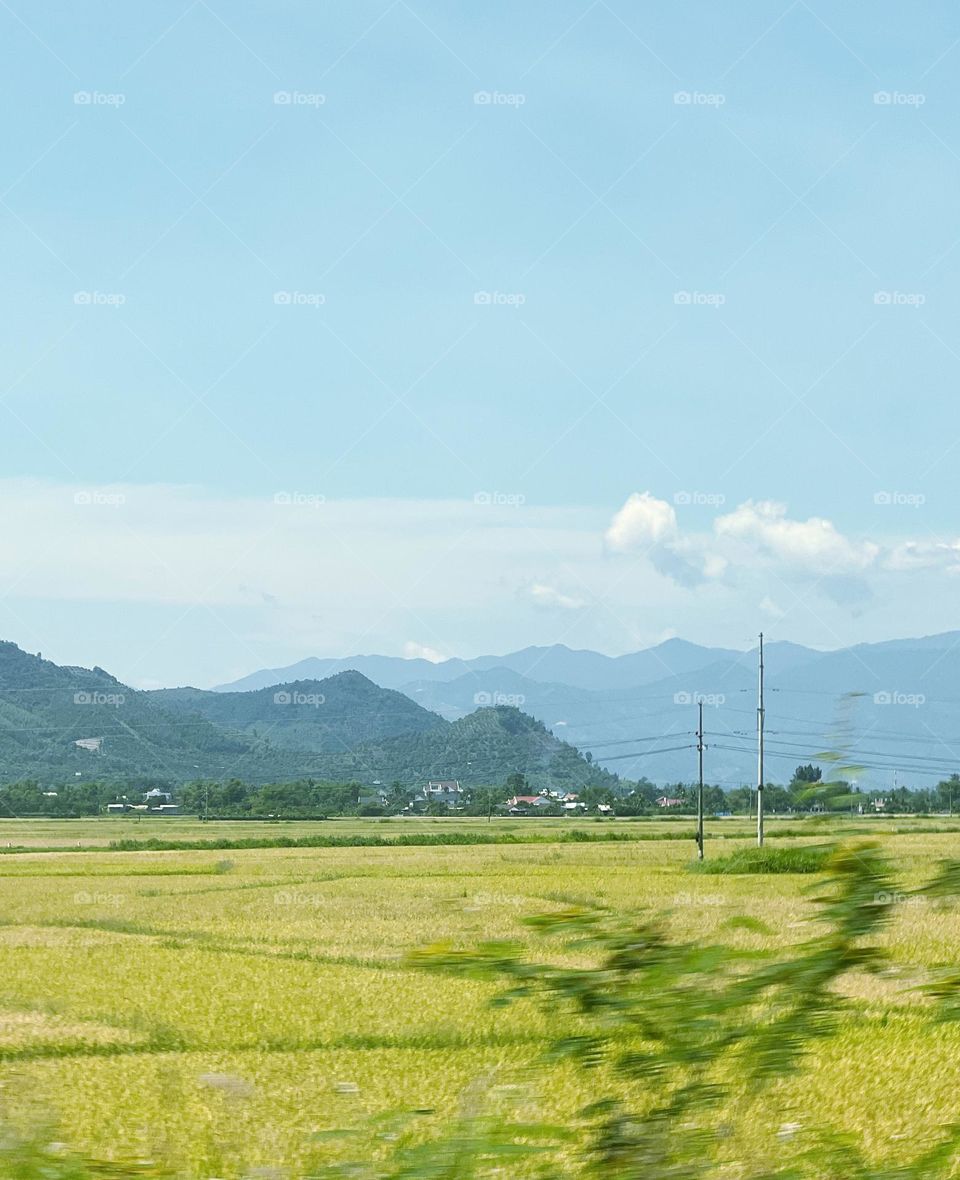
[215,634,960,789]
[0,642,616,792]
[3,632,959,791]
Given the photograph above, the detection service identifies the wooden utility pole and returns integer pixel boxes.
[696,699,705,860]
[757,632,765,847]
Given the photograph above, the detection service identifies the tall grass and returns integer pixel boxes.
[689,844,830,874]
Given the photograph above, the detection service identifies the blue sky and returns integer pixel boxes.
[2,1,960,686]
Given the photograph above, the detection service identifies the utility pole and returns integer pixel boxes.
[757,632,765,847]
[696,699,705,860]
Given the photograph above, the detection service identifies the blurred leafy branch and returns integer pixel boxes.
[317,842,960,1178]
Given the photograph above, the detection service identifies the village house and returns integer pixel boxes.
[417,780,463,808]
[506,794,553,811]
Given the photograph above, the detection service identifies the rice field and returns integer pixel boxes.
[1,815,959,1175]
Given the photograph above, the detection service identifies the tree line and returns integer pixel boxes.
[1,765,960,817]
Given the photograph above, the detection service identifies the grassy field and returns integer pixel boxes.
[1,815,959,1174]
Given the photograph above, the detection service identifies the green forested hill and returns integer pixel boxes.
[148,671,445,752]
[0,642,299,785]
[0,642,618,794]
[301,705,622,792]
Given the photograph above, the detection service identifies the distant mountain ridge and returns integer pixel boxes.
[5,633,960,790]
[215,633,960,788]
[213,639,749,693]
[214,637,834,695]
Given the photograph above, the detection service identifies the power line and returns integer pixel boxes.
[600,743,698,764]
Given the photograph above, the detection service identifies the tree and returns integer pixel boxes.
[385,781,415,813]
[702,784,727,814]
[467,786,503,820]
[793,763,822,784]
[254,781,312,814]
[726,786,753,815]
[504,771,528,794]
[793,778,856,812]
[0,780,44,815]
[763,784,793,813]
[934,774,960,813]
[580,785,615,809]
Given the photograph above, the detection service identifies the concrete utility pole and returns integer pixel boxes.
[757,632,765,847]
[696,698,705,860]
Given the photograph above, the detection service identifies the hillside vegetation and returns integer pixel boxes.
[150,670,445,751]
[0,643,614,793]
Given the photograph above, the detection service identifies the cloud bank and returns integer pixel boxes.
[3,479,960,686]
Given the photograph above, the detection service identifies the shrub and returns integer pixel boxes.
[689,844,830,874]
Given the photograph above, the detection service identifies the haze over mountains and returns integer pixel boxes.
[151,672,446,752]
[216,634,960,789]
[2,633,959,790]
[215,638,759,693]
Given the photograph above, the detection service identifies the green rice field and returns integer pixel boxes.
[1,815,959,1175]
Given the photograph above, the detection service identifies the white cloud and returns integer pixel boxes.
[599,491,960,620]
[714,500,879,572]
[604,492,677,552]
[885,539,960,573]
[605,492,726,586]
[8,478,960,686]
[702,552,729,580]
[759,595,786,619]
[403,642,447,663]
[525,582,585,610]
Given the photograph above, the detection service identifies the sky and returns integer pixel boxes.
[2,1,960,687]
